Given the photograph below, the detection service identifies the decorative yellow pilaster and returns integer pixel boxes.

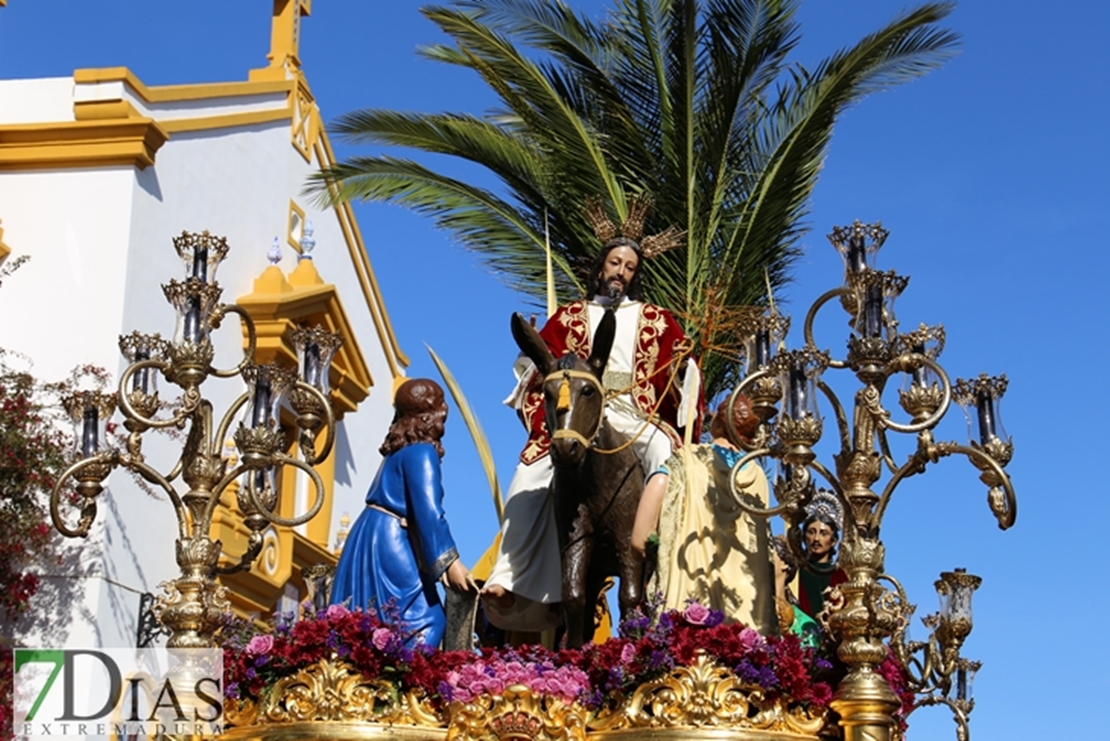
[0,220,11,267]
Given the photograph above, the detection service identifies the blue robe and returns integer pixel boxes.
[329,442,459,647]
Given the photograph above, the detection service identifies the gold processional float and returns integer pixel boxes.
[50,223,1015,741]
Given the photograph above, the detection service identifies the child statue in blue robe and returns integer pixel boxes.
[329,378,474,647]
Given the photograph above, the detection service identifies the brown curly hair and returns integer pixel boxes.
[708,392,758,446]
[379,378,448,457]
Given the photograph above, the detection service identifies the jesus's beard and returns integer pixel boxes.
[603,278,627,301]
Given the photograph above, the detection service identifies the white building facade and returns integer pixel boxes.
[0,1,407,647]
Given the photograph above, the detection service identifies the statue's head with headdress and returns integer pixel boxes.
[380,378,448,458]
[582,197,685,302]
[803,489,843,563]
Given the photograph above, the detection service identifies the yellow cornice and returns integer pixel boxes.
[237,260,372,418]
[72,95,292,136]
[0,118,168,171]
[161,108,292,134]
[74,67,293,103]
[315,132,411,376]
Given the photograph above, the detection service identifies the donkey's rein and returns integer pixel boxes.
[542,345,693,456]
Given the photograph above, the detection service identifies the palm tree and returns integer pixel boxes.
[311,0,958,400]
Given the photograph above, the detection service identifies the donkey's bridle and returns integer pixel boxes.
[544,368,604,448]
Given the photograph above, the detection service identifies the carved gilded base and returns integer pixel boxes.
[447,685,588,741]
[222,659,444,737]
[220,657,830,741]
[219,721,446,741]
[588,654,828,741]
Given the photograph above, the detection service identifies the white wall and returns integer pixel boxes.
[1,80,402,647]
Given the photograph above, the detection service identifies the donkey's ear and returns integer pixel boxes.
[511,312,556,374]
[588,309,616,376]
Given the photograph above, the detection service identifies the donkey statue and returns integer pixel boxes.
[511,310,645,648]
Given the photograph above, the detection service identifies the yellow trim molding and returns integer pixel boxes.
[74,67,293,103]
[290,75,319,161]
[287,199,306,254]
[315,132,411,377]
[0,219,10,266]
[237,260,373,418]
[0,118,168,171]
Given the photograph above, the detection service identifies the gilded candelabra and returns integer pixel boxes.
[50,231,341,649]
[725,221,1016,741]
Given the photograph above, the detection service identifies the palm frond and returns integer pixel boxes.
[313,0,958,399]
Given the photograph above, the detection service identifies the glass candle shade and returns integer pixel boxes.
[828,220,889,277]
[243,364,298,430]
[741,311,789,374]
[771,349,828,423]
[895,324,946,392]
[848,269,908,341]
[936,568,982,639]
[118,332,169,396]
[164,279,221,346]
[290,325,343,394]
[172,230,229,285]
[63,391,117,459]
[954,374,1010,446]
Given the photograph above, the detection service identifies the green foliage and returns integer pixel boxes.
[312,0,957,399]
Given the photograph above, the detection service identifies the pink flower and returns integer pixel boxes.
[684,602,710,625]
[245,634,273,656]
[372,628,392,650]
[738,627,763,650]
[620,643,636,664]
[324,603,350,620]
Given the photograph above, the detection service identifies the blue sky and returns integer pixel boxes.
[3,2,1107,738]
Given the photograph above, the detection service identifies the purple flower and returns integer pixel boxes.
[683,603,710,625]
[704,609,725,627]
[647,650,673,671]
[438,680,455,703]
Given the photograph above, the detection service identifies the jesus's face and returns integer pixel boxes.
[598,245,640,300]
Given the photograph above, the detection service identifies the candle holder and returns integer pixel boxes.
[721,221,1016,741]
[289,324,343,461]
[893,324,946,422]
[886,568,984,741]
[49,231,337,648]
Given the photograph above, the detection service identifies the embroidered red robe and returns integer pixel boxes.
[518,300,696,464]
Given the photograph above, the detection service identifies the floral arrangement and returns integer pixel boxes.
[572,597,834,710]
[221,603,470,709]
[220,597,843,718]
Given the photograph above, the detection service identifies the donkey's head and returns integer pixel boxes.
[511,311,615,468]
